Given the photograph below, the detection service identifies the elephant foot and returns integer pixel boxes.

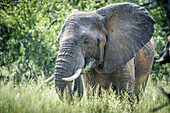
[119,80,135,100]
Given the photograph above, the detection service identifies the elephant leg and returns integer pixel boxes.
[115,58,135,97]
[142,74,149,91]
[73,75,83,97]
[82,71,102,96]
[134,38,155,96]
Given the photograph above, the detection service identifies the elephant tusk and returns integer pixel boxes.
[155,58,165,62]
[45,75,55,83]
[62,68,82,81]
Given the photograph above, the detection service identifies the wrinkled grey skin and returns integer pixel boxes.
[54,3,155,97]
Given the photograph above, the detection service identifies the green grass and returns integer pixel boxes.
[0,75,169,113]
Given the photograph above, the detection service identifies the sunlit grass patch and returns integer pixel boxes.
[0,76,169,113]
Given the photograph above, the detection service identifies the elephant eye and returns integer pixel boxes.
[84,39,91,45]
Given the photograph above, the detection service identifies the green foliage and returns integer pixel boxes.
[82,61,93,73]
[0,0,169,82]
[0,0,169,112]
[0,0,61,79]
[0,76,169,113]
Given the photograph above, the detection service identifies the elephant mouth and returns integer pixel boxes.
[45,54,99,83]
[85,54,99,68]
[61,54,96,82]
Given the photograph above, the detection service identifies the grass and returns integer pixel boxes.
[0,74,169,113]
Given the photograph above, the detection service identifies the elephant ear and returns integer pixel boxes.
[96,3,155,73]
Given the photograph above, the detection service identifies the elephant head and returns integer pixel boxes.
[45,3,154,96]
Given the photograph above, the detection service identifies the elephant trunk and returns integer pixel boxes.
[54,43,84,93]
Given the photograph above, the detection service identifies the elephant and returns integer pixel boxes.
[156,35,170,64]
[45,3,155,98]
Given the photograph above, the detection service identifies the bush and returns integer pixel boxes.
[0,0,169,82]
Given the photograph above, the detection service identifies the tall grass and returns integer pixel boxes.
[0,74,169,113]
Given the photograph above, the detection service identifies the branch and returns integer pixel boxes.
[140,1,155,6]
[153,102,170,112]
[140,1,160,10]
[152,87,170,112]
[145,4,160,9]
[160,87,170,100]
[47,19,62,30]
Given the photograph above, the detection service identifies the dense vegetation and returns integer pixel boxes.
[0,0,169,113]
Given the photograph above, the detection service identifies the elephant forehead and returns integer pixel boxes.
[59,12,105,42]
[63,19,92,34]
[80,24,105,41]
[61,25,100,43]
[66,11,102,22]
[64,21,101,35]
[64,11,104,30]
[80,24,100,36]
